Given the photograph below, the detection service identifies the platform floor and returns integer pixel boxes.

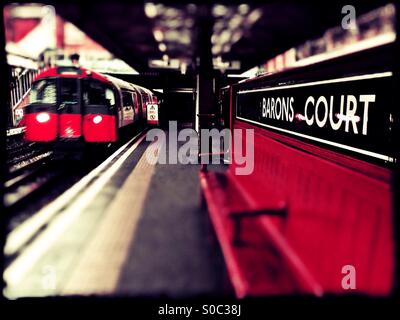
[4,131,227,298]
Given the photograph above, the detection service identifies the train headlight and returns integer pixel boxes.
[93,115,103,124]
[36,112,50,123]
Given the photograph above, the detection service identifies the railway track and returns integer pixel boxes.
[5,131,55,208]
[8,150,53,177]
[6,129,51,168]
[4,129,147,281]
[4,130,146,297]
[4,166,62,209]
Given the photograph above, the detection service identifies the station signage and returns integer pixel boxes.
[236,72,395,163]
[147,103,159,125]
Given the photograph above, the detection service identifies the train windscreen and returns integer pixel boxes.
[60,78,79,105]
[29,79,57,104]
[83,80,115,107]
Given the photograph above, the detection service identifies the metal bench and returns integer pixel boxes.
[199,124,394,297]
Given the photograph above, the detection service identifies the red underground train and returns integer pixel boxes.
[23,65,159,145]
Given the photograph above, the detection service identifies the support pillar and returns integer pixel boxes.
[392,1,400,297]
[0,4,11,296]
[195,5,214,134]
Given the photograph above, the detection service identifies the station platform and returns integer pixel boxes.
[4,130,227,298]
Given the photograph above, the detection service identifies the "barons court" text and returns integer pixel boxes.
[261,94,375,135]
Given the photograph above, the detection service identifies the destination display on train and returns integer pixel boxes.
[236,72,394,163]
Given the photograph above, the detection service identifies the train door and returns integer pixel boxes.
[116,89,123,128]
[121,90,134,126]
[139,91,144,120]
[140,92,148,122]
[58,77,82,139]
[132,91,139,122]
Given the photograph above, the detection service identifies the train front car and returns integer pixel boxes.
[24,66,118,146]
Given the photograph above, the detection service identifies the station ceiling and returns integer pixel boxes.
[53,1,383,74]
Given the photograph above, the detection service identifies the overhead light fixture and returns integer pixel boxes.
[227,74,247,78]
[186,3,197,14]
[222,44,231,53]
[185,18,194,28]
[213,58,241,70]
[238,4,250,15]
[219,30,231,44]
[178,32,191,45]
[212,45,222,55]
[247,9,262,24]
[212,4,228,17]
[213,21,225,32]
[158,43,167,52]
[153,29,164,42]
[165,7,179,18]
[231,30,243,43]
[180,61,187,75]
[145,2,158,18]
[229,14,243,29]
[164,18,182,29]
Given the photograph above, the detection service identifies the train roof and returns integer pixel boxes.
[134,85,153,95]
[102,73,137,92]
[33,66,154,94]
[34,66,108,82]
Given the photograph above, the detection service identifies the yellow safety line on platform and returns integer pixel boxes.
[62,141,161,295]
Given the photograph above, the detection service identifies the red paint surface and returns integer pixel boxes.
[200,119,394,297]
[24,113,58,141]
[33,67,59,81]
[9,18,40,42]
[34,66,111,84]
[83,114,117,142]
[90,71,110,83]
[59,114,82,138]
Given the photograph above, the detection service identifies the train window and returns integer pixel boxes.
[106,89,115,106]
[83,80,115,107]
[60,78,78,104]
[122,91,133,108]
[132,92,139,108]
[29,79,56,104]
